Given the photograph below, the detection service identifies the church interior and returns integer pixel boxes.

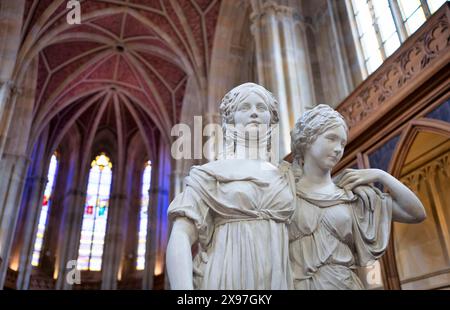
[0,0,448,290]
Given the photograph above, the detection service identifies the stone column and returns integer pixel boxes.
[292,14,316,112]
[0,0,25,158]
[0,153,30,288]
[252,0,290,156]
[14,176,48,289]
[53,188,87,290]
[38,156,74,288]
[157,145,171,289]
[142,155,160,290]
[326,0,353,97]
[278,5,302,124]
[53,151,88,290]
[119,169,141,284]
[142,143,171,289]
[0,55,38,288]
[13,138,50,289]
[53,136,90,290]
[250,0,316,157]
[0,82,22,158]
[100,191,129,290]
[311,0,354,107]
[0,81,16,153]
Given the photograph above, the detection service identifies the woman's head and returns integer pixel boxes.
[291,104,348,170]
[219,83,279,128]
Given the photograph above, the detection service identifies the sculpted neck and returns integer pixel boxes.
[300,155,334,192]
[234,139,269,160]
[225,125,270,161]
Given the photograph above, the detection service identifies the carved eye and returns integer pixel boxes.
[257,107,265,112]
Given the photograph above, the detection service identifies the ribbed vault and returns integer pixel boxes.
[17,0,221,151]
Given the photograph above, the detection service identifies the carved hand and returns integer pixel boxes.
[337,168,385,190]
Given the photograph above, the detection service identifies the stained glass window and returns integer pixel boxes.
[77,153,112,271]
[137,161,151,270]
[31,154,58,266]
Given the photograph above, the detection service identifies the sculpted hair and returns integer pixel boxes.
[219,83,279,129]
[291,104,349,165]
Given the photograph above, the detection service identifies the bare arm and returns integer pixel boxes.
[166,217,198,289]
[378,171,426,223]
[339,169,426,223]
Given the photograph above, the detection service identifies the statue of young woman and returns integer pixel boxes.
[166,83,295,289]
[289,104,426,290]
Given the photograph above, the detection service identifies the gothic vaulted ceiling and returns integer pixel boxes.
[20,0,221,149]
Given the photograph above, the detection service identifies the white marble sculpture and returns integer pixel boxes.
[166,83,295,289]
[288,104,426,290]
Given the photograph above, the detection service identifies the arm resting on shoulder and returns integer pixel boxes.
[339,168,426,223]
[378,171,426,223]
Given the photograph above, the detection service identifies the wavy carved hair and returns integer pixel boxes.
[291,104,349,166]
[219,83,279,130]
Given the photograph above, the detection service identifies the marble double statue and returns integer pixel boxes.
[166,82,426,290]
[166,83,296,289]
[287,104,426,290]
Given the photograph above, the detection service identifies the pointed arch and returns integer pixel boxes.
[389,118,450,177]
[386,118,450,289]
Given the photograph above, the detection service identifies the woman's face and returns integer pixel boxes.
[233,92,271,127]
[305,125,347,170]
